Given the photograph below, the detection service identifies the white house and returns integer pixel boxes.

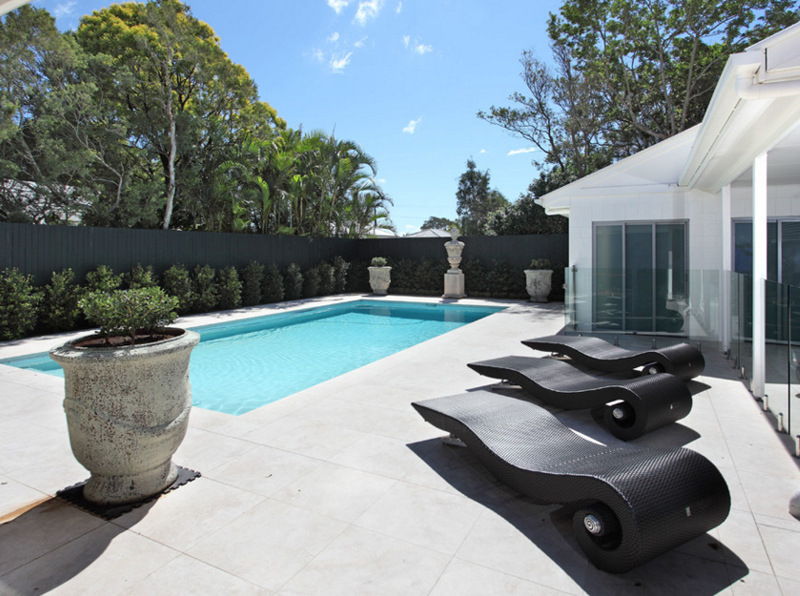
[538,22,800,399]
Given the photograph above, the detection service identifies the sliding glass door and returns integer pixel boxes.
[594,222,687,333]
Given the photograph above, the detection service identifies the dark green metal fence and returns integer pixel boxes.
[0,222,568,285]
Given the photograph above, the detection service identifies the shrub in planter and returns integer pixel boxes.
[217,266,242,310]
[318,262,335,296]
[79,287,180,346]
[52,287,197,505]
[262,263,285,303]
[303,266,321,298]
[191,265,218,313]
[124,263,158,290]
[83,265,122,294]
[161,264,194,315]
[0,267,41,340]
[284,263,304,300]
[40,268,81,333]
[332,256,350,293]
[241,261,264,306]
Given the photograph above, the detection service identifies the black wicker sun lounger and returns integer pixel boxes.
[521,335,705,381]
[412,391,730,573]
[467,356,692,440]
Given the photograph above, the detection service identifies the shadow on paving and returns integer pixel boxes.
[0,496,156,595]
[407,434,747,596]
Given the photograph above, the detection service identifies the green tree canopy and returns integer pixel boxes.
[479,0,800,195]
[420,216,456,230]
[455,159,508,235]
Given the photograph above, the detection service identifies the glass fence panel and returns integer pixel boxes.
[765,279,790,434]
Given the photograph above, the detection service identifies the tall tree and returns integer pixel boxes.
[479,0,800,195]
[455,159,508,235]
[420,216,456,230]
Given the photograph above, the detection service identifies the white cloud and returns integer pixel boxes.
[402,35,410,48]
[377,178,387,184]
[311,49,325,62]
[328,0,351,14]
[328,32,340,42]
[403,117,422,134]
[354,36,368,48]
[507,147,538,156]
[53,1,76,18]
[396,1,402,13]
[480,149,487,154]
[414,43,433,55]
[355,0,383,25]
[330,52,353,72]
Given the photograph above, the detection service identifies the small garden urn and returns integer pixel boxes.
[524,259,554,303]
[368,257,391,295]
[50,288,198,506]
[443,225,466,299]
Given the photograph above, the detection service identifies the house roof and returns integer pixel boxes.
[0,0,31,14]
[539,21,800,215]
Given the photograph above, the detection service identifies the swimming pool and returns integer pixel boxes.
[1,300,503,415]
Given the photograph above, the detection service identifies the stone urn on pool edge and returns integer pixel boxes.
[50,287,199,506]
[368,256,392,295]
[524,258,554,303]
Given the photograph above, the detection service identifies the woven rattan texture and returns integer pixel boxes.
[522,335,705,381]
[467,356,692,440]
[412,391,730,573]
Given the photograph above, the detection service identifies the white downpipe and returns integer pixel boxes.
[752,153,768,398]
[721,185,732,352]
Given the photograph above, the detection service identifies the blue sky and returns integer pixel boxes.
[36,0,564,234]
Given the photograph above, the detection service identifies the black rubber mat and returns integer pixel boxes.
[56,466,201,520]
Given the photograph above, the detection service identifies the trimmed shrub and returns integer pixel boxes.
[0,268,41,340]
[241,261,264,306]
[83,265,122,294]
[346,258,370,293]
[283,263,303,300]
[262,263,285,303]
[80,287,179,345]
[370,256,388,267]
[217,266,242,310]
[318,262,335,296]
[417,258,446,295]
[302,266,321,298]
[39,268,81,333]
[123,263,158,289]
[161,264,194,315]
[332,255,349,293]
[390,258,417,293]
[191,265,218,313]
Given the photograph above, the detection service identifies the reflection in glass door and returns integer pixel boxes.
[594,222,687,333]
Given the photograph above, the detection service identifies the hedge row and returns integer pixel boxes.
[0,256,565,341]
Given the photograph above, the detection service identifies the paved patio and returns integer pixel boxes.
[1,295,799,595]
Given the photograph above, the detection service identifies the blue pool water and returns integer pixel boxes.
[1,300,503,415]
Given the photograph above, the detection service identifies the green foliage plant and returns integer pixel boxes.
[124,263,158,289]
[40,268,81,333]
[161,264,194,314]
[302,266,321,298]
[217,266,242,310]
[191,265,219,313]
[0,268,41,340]
[241,261,264,306]
[83,265,122,294]
[283,263,304,300]
[370,256,388,267]
[262,264,285,303]
[332,256,350,293]
[528,258,553,270]
[346,258,370,293]
[317,262,335,295]
[79,287,179,346]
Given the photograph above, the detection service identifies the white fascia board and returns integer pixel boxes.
[0,0,32,14]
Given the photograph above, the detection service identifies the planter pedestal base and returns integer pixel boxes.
[443,270,466,299]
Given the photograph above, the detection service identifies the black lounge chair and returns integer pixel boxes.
[521,335,705,381]
[467,356,692,440]
[412,391,730,573]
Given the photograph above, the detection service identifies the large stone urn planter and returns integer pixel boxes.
[368,266,392,295]
[50,328,200,505]
[525,269,553,302]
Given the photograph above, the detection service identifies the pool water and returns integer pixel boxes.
[2,300,503,415]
